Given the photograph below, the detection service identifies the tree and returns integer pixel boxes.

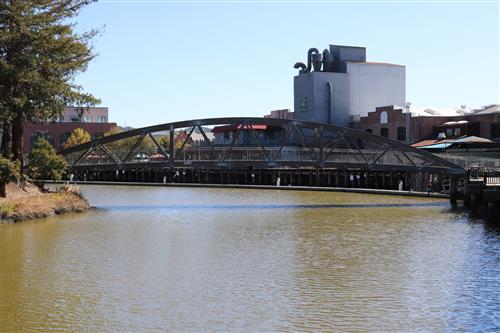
[0,1,100,163]
[26,137,67,182]
[159,135,170,150]
[104,127,156,153]
[0,155,19,197]
[62,128,91,149]
[158,133,190,151]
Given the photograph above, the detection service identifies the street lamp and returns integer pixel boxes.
[405,102,412,145]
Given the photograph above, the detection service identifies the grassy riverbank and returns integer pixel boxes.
[0,183,90,223]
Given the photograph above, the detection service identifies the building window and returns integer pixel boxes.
[380,127,389,138]
[492,123,500,138]
[454,128,461,136]
[365,129,373,134]
[70,116,80,122]
[397,127,406,141]
[380,111,388,124]
[446,128,453,137]
[223,131,230,141]
[96,116,107,123]
[84,116,92,123]
[299,97,308,112]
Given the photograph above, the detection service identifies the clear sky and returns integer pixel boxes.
[74,0,499,127]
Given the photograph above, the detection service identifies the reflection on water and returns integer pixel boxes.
[100,202,448,210]
[1,185,499,332]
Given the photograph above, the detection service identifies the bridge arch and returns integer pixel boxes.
[61,117,464,177]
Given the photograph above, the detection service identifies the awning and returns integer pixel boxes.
[212,124,270,133]
[417,143,454,150]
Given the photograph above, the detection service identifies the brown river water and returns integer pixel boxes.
[1,185,499,332]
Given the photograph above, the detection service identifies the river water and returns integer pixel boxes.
[1,185,499,332]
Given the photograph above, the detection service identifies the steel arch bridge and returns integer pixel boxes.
[61,117,465,190]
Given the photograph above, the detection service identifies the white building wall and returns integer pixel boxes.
[346,62,406,121]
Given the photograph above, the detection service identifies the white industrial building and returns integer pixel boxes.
[293,44,406,127]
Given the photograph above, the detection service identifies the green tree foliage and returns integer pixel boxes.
[62,128,91,149]
[0,0,100,161]
[158,133,190,151]
[0,155,20,197]
[27,137,67,182]
[158,135,170,150]
[104,127,156,153]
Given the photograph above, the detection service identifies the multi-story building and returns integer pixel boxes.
[58,106,109,123]
[293,44,406,127]
[23,106,116,154]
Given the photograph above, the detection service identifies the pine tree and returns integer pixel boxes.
[0,0,100,164]
[62,128,91,149]
[26,137,67,182]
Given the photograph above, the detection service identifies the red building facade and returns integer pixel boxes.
[23,122,116,154]
[22,106,117,154]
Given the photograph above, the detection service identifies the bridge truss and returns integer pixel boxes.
[61,117,464,177]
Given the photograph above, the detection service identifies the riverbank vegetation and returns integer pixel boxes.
[0,138,88,223]
[26,138,67,184]
[0,2,100,222]
[0,183,89,223]
[0,156,20,197]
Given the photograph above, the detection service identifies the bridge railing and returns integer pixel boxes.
[65,145,442,170]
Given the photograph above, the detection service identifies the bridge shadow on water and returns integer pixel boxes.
[97,202,448,211]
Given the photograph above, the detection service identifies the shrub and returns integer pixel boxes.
[0,202,15,217]
[0,156,20,197]
[26,137,67,182]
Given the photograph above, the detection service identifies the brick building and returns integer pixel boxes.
[359,104,500,143]
[264,109,294,120]
[23,106,116,154]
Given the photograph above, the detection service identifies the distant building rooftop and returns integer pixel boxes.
[387,104,500,117]
[473,104,500,115]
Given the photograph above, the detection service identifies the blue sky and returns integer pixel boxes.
[75,0,499,127]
